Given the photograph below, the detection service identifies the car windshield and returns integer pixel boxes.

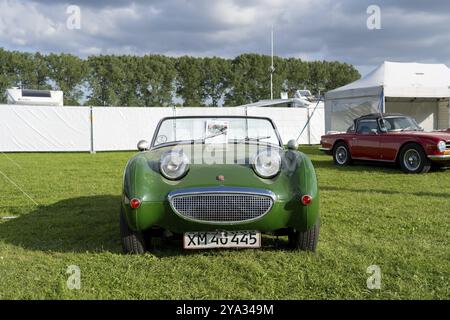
[379,116,422,132]
[152,117,282,147]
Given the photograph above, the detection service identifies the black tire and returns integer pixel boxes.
[398,143,431,174]
[288,218,320,252]
[333,142,352,166]
[120,207,147,254]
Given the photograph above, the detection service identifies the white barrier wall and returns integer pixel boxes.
[0,105,91,152]
[246,107,310,144]
[176,107,246,117]
[309,108,325,145]
[0,105,324,152]
[93,107,173,151]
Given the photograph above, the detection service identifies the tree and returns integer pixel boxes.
[85,55,133,106]
[8,52,50,90]
[0,49,13,102]
[175,56,204,106]
[46,53,86,105]
[0,48,361,106]
[283,58,310,96]
[307,61,330,95]
[200,57,231,107]
[137,55,176,107]
[224,54,271,106]
[326,61,360,91]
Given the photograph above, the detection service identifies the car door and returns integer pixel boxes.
[351,119,381,159]
[376,118,398,161]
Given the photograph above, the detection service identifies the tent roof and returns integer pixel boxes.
[238,98,323,108]
[326,61,450,99]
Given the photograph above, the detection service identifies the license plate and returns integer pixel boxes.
[183,230,261,249]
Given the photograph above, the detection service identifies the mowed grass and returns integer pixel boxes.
[0,147,448,299]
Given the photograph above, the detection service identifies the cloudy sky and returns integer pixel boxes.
[0,0,449,75]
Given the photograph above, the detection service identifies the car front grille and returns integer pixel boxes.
[168,189,274,223]
[446,141,450,150]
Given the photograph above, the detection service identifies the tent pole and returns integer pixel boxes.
[307,108,311,145]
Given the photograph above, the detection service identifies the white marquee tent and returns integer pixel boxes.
[325,61,450,132]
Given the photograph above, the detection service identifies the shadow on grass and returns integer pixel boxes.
[321,185,450,198]
[0,195,122,253]
[312,157,448,175]
[148,234,293,258]
[0,195,294,256]
[311,158,403,173]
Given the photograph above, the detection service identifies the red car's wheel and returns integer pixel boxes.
[399,143,431,174]
[333,142,352,166]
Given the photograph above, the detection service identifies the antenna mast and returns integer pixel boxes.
[270,25,274,100]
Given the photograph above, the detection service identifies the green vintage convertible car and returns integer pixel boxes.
[120,116,319,253]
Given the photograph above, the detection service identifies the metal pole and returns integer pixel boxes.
[89,106,96,154]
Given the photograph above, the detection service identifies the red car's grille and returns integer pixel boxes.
[446,141,450,150]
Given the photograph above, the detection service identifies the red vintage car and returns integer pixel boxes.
[320,113,450,173]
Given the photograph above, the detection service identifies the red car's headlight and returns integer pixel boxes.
[437,141,446,152]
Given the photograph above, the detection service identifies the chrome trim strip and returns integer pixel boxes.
[428,154,450,160]
[167,187,276,225]
[319,147,332,151]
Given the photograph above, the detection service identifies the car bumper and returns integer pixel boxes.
[428,152,450,161]
[319,147,333,155]
[123,186,319,233]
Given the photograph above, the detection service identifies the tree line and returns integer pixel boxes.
[0,48,360,106]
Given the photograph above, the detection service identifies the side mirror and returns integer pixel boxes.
[287,139,298,150]
[137,140,150,151]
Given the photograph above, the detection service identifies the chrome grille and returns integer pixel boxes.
[446,141,450,150]
[170,193,273,223]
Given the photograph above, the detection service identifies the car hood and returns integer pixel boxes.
[125,143,304,202]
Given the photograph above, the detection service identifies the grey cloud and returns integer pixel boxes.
[1,0,449,76]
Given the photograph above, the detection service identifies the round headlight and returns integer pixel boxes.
[160,151,189,180]
[437,140,446,152]
[253,150,281,178]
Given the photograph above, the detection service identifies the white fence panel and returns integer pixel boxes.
[0,105,90,152]
[308,107,325,144]
[92,107,173,151]
[175,107,246,117]
[0,105,325,152]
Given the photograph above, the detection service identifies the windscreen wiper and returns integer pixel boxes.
[241,136,271,142]
[203,130,227,141]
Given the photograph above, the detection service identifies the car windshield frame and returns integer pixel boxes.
[378,116,422,132]
[150,116,283,149]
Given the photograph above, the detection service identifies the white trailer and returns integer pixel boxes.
[6,88,64,106]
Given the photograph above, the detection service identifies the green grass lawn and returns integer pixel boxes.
[0,147,448,299]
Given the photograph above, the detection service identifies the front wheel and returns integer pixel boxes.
[288,219,320,252]
[333,142,352,166]
[398,143,431,174]
[120,207,147,254]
